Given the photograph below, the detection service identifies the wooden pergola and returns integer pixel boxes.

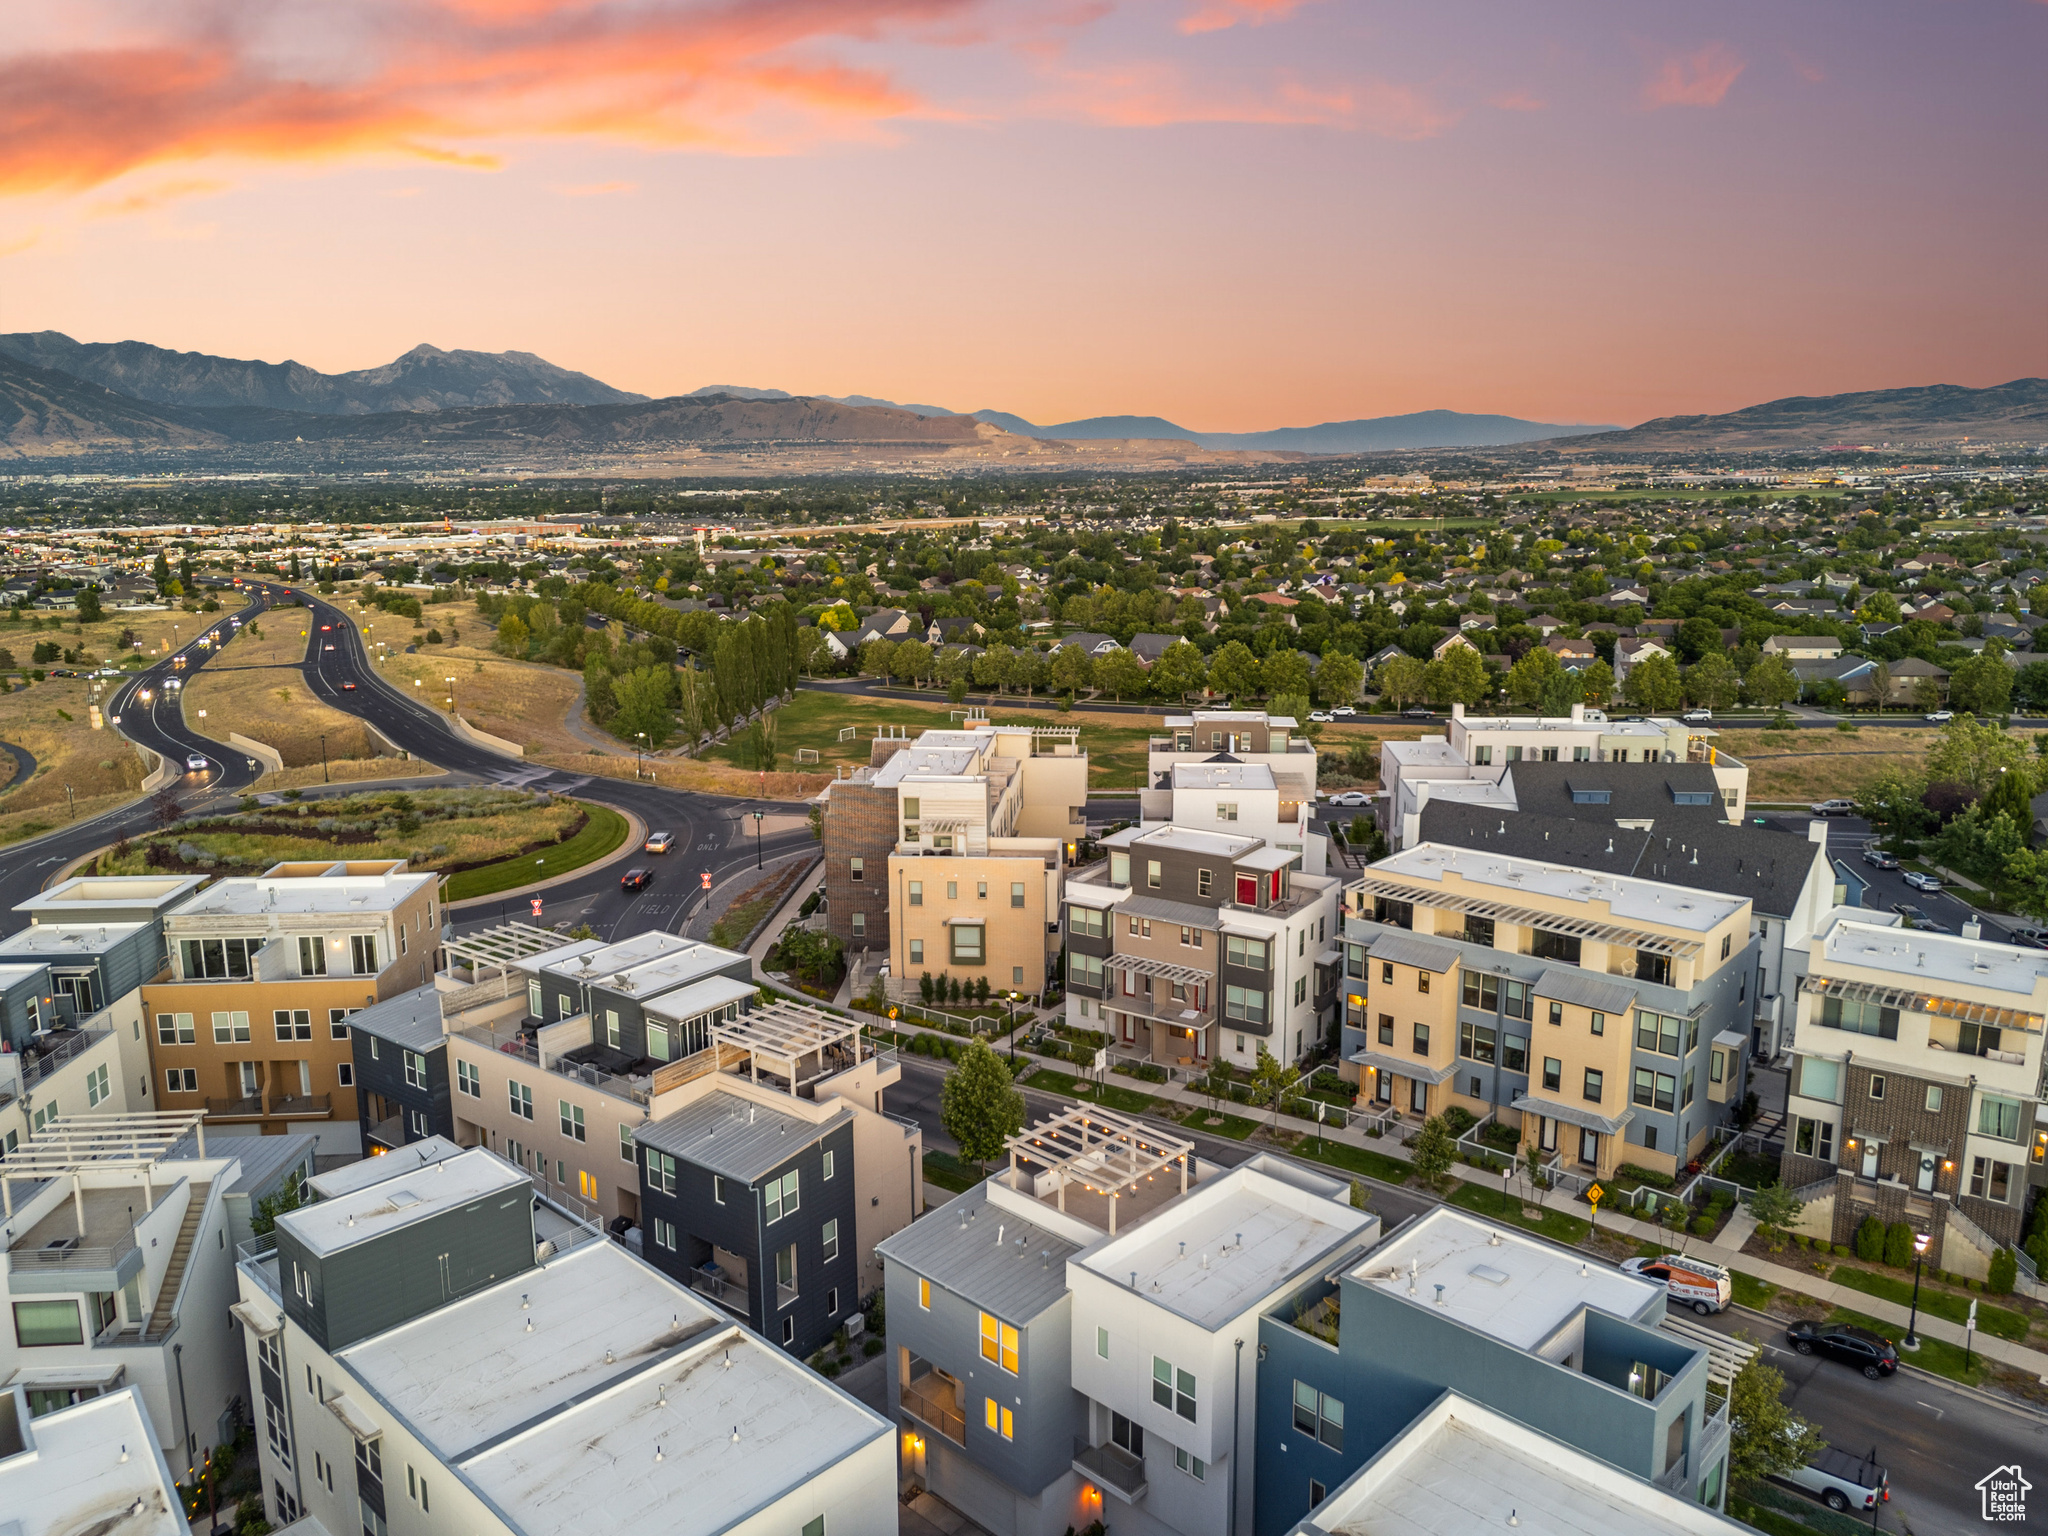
[710,1000,866,1094]
[1005,1106,1193,1235]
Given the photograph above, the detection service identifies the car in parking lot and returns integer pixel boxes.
[1924,709,1953,723]
[1786,1320,1898,1379]
[1808,799,1855,816]
[1902,869,1943,893]
[620,868,654,892]
[1860,847,1898,870]
[1324,791,1371,808]
[644,831,676,853]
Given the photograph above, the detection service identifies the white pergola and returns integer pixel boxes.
[443,922,572,1001]
[710,1000,866,1094]
[1005,1106,1193,1235]
[0,1110,211,1222]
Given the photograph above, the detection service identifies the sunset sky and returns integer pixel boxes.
[3,0,2044,430]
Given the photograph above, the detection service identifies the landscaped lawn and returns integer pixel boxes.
[1446,1180,1592,1245]
[1172,1105,1263,1140]
[1826,1306,1989,1387]
[1291,1138,1415,1187]
[1021,1067,1165,1118]
[922,1151,983,1195]
[1731,1271,1780,1311]
[443,802,629,900]
[1828,1264,2029,1340]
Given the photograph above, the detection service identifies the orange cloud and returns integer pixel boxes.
[0,0,966,198]
[1056,62,1455,138]
[1178,0,1308,36]
[89,176,230,218]
[1641,44,1744,108]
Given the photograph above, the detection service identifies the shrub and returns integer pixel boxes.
[1967,1277,1983,1292]
[1833,1245,1851,1258]
[1853,1214,1885,1263]
[1690,1216,1714,1235]
[1882,1220,1915,1268]
[1616,1162,1676,1190]
[1792,1234,1809,1250]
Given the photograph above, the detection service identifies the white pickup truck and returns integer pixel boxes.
[1781,1445,1888,1514]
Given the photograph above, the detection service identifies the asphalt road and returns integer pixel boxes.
[1683,1302,2048,1534]
[1774,811,2027,942]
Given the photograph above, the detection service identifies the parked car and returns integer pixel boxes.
[1325,791,1371,808]
[1888,902,1948,933]
[1401,707,1434,719]
[1808,799,1855,817]
[1308,711,1334,723]
[1621,1254,1731,1314]
[1902,870,1943,893]
[1924,710,1953,723]
[620,868,653,892]
[1682,707,1713,722]
[1781,1445,1889,1514]
[645,831,676,853]
[2006,923,2048,948]
[1787,1320,1898,1379]
[1332,705,1357,717]
[1861,847,1898,869]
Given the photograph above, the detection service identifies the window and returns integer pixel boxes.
[822,1149,835,1180]
[1531,930,1581,965]
[1584,1068,1604,1103]
[1152,1356,1196,1421]
[1226,935,1268,969]
[1547,1001,1563,1026]
[1463,915,1496,948]
[1542,1057,1561,1092]
[1868,1074,1886,1102]
[406,1465,428,1512]
[918,1277,931,1311]
[1381,961,1394,984]
[646,1150,676,1195]
[1110,852,1130,887]
[1502,1035,1527,1074]
[560,1101,586,1141]
[1979,1096,2023,1141]
[1502,980,1532,1021]
[457,1060,480,1097]
[1069,952,1104,988]
[823,1218,840,1262]
[403,1050,427,1089]
[1174,1447,1207,1480]
[181,937,257,979]
[330,1009,354,1040]
[350,934,379,974]
[1589,1010,1605,1036]
[1237,874,1258,906]
[1720,933,1732,959]
[1096,1326,1109,1359]
[86,1064,110,1107]
[951,924,984,965]
[1462,974,1498,1012]
[653,1217,677,1251]
[1069,906,1105,938]
[212,1011,251,1043]
[984,1397,1014,1440]
[1818,996,1899,1039]
[1417,972,1430,995]
[978,882,988,901]
[1011,882,1026,908]
[619,1124,635,1163]
[1634,951,1673,987]
[850,857,864,882]
[1198,869,1214,897]
[298,935,327,975]
[1796,1056,1841,1103]
[852,912,866,940]
[1412,1022,1430,1054]
[1459,1021,1496,1064]
[13,1299,83,1346]
[1925,1085,1943,1113]
[1292,1381,1344,1450]
[267,1396,293,1468]
[156,1012,195,1045]
[1294,976,1307,1006]
[1377,1014,1394,1046]
[713,1174,725,1203]
[338,1063,354,1088]
[1633,1070,1675,1112]
[1224,986,1266,1025]
[765,1169,800,1221]
[1795,1118,1835,1162]
[804,1520,825,1536]
[509,1081,533,1119]
[981,1312,1020,1373]
[165,1067,197,1093]
[1148,860,1162,888]
[1971,1156,2015,1203]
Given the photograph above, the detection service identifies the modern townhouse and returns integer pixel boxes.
[1064,823,1342,1072]
[878,1110,1375,1536]
[815,723,1083,978]
[232,1148,897,1536]
[13,874,206,930]
[1277,1392,1752,1536]
[0,1382,190,1536]
[1339,843,1757,1180]
[1254,1206,1726,1536]
[1414,802,1838,1061]
[0,1111,249,1477]
[1147,712,1318,857]
[0,917,166,1026]
[143,860,440,1153]
[1780,911,2048,1274]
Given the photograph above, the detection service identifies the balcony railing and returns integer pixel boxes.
[686,1267,752,1317]
[206,1095,265,1119]
[1073,1439,1149,1502]
[900,1376,966,1445]
[777,1280,799,1312]
[18,1028,111,1090]
[7,1233,138,1276]
[885,1110,923,1139]
[269,1094,331,1119]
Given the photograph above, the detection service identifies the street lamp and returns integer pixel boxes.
[636,731,646,780]
[320,733,329,785]
[752,809,765,869]
[1904,1229,1933,1348]
[446,676,457,715]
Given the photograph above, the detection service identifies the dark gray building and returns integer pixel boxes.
[346,984,453,1152]
[635,1088,859,1357]
[0,921,167,1021]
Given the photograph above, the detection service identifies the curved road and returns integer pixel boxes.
[0,741,34,798]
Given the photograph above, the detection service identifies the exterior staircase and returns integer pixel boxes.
[146,1183,211,1337]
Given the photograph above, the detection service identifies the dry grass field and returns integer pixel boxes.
[181,616,394,768]
[0,669,151,848]
[1716,727,1932,803]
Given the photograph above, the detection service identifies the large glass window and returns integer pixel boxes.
[298,936,327,975]
[1372,897,1411,928]
[12,1299,83,1346]
[350,934,379,975]
[765,1169,800,1221]
[1817,995,1900,1039]
[1796,1057,1841,1103]
[1152,1357,1197,1422]
[1292,1381,1344,1451]
[1458,1021,1496,1064]
[1531,930,1581,965]
[1226,935,1268,969]
[181,937,257,979]
[1463,916,1495,948]
[1461,974,1498,1011]
[1795,1118,1835,1162]
[1225,986,1267,1025]
[1502,980,1533,1022]
[981,1312,1020,1374]
[1979,1096,2023,1142]
[951,925,984,966]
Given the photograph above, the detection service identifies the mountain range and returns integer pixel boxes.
[1,331,2042,462]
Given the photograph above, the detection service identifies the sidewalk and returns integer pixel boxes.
[865,1012,2048,1382]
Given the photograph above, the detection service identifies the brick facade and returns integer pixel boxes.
[822,780,895,952]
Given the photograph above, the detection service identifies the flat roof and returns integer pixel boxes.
[599,942,745,1001]
[167,870,431,919]
[510,937,606,979]
[1171,762,1277,792]
[1381,740,1469,767]
[636,1089,850,1183]
[1304,1392,1751,1536]
[0,921,146,959]
[873,743,986,786]
[308,1137,466,1199]
[644,974,758,1024]
[1078,1166,1372,1330]
[1375,843,1743,935]
[344,984,445,1052]
[1117,824,1262,857]
[0,1386,186,1536]
[279,1147,528,1258]
[1349,1207,1661,1349]
[1821,918,2048,1000]
[14,874,206,917]
[876,1184,1084,1323]
[540,930,695,987]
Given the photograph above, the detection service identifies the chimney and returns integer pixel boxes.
[1962,918,1983,940]
[1570,703,1585,724]
[1451,702,1465,721]
[1807,820,1828,853]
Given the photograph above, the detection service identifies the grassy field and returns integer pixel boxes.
[1827,1263,2029,1340]
[1446,1179,1593,1244]
[708,862,808,949]
[373,626,592,758]
[182,616,394,768]
[922,1150,982,1194]
[1731,1270,1779,1311]
[443,802,629,901]
[1718,727,1930,802]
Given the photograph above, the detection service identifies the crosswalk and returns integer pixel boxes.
[488,767,593,792]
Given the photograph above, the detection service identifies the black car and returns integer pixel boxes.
[620,868,653,892]
[1787,1320,1898,1378]
[1401,707,1434,719]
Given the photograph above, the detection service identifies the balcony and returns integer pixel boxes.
[686,1266,752,1317]
[237,1233,281,1303]
[900,1371,966,1446]
[1073,1439,1149,1503]
[18,1028,110,1091]
[269,1093,331,1119]
[778,1279,799,1312]
[6,1234,141,1287]
[367,1114,403,1149]
[206,1095,265,1120]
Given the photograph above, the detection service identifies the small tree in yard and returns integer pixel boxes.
[1727,1346,1823,1490]
[1250,1047,1295,1126]
[1409,1115,1456,1194]
[941,1039,1025,1175]
[1745,1182,1804,1252]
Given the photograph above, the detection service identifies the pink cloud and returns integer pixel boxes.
[1054,61,1455,138]
[1641,43,1744,108]
[1178,0,1309,36]
[1491,90,1545,112]
[554,179,636,194]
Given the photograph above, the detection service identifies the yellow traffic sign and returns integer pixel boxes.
[1587,1183,1604,1205]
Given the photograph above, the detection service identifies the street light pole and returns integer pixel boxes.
[320,733,329,785]
[1905,1230,1931,1348]
[636,732,646,780]
[752,809,765,869]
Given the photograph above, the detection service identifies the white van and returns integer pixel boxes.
[1621,1253,1732,1314]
